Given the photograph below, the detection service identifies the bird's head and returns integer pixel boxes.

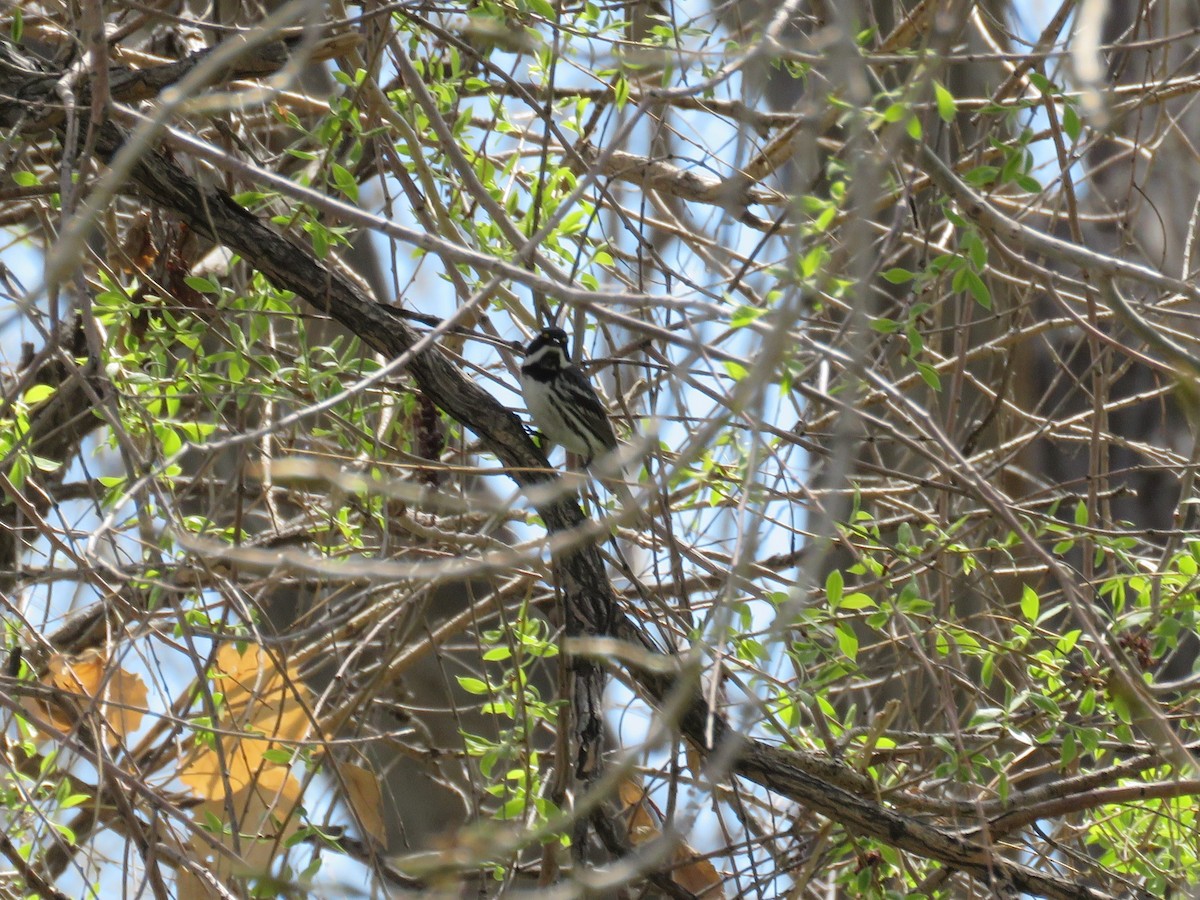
[522,327,571,370]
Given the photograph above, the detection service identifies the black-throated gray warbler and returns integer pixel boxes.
[519,327,617,466]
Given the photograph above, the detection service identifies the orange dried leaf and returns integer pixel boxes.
[26,650,147,745]
[334,759,386,847]
[181,643,313,803]
[618,778,659,845]
[618,778,724,897]
[671,847,724,897]
[187,772,305,885]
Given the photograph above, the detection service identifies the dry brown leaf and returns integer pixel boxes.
[180,644,314,802]
[618,777,659,844]
[670,847,724,897]
[618,777,725,898]
[24,649,148,745]
[178,644,314,892]
[186,769,305,888]
[329,757,386,848]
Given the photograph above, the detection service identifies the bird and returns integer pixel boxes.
[519,326,618,467]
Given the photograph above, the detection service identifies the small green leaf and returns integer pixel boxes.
[12,171,37,187]
[1020,584,1039,622]
[914,360,941,391]
[31,455,60,474]
[730,306,767,328]
[1015,174,1042,193]
[158,427,183,456]
[23,384,56,405]
[826,569,844,608]
[933,81,956,122]
[1058,629,1081,654]
[964,166,999,187]
[457,676,490,695]
[331,164,359,202]
[723,360,748,381]
[840,592,877,610]
[175,422,217,442]
[613,75,630,109]
[185,276,219,294]
[871,317,900,333]
[882,267,915,284]
[59,792,90,810]
[1027,71,1053,93]
[1062,104,1081,141]
[835,623,858,660]
[961,269,991,309]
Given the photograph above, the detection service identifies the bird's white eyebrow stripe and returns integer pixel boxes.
[523,343,565,368]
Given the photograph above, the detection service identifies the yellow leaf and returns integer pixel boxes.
[180,643,314,802]
[618,777,725,897]
[332,758,386,848]
[187,772,304,885]
[618,778,659,845]
[25,650,147,746]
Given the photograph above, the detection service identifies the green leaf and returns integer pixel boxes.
[825,569,844,608]
[613,75,630,109]
[871,317,900,333]
[1015,174,1042,194]
[1027,71,1053,93]
[835,623,858,660]
[933,81,956,122]
[22,384,56,405]
[839,592,877,610]
[1062,104,1081,142]
[964,166,999,187]
[1058,629,1081,654]
[59,792,90,810]
[158,427,183,456]
[1074,500,1089,526]
[457,676,490,695]
[913,360,941,391]
[12,170,37,187]
[882,267,915,284]
[175,422,217,442]
[31,455,61,474]
[1020,584,1039,622]
[331,164,359,202]
[723,360,748,381]
[185,276,219,294]
[730,306,767,328]
[961,269,991,309]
